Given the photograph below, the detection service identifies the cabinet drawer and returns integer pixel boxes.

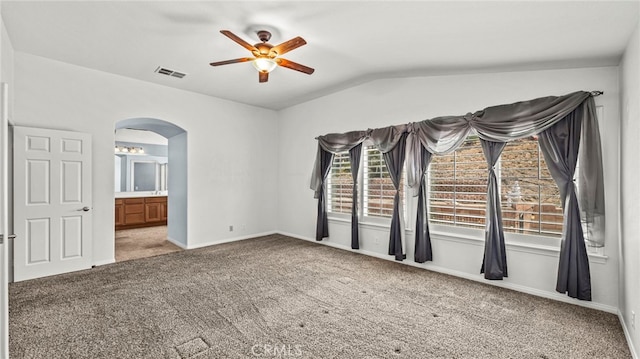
[145,197,167,203]
[115,199,124,205]
[124,198,144,205]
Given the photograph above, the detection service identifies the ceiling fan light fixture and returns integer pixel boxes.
[252,57,277,73]
[210,29,313,83]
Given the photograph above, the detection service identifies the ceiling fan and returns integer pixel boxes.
[210,30,315,83]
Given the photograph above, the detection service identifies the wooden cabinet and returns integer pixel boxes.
[115,196,167,230]
[124,198,145,226]
[115,199,125,227]
[144,197,167,223]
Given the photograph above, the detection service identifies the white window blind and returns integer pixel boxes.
[327,151,353,214]
[363,146,404,219]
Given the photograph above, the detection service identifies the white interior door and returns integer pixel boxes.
[13,126,92,282]
[0,84,10,358]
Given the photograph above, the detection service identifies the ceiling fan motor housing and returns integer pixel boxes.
[257,30,272,43]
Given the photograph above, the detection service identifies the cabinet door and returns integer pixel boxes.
[161,201,168,220]
[145,202,164,223]
[115,199,124,226]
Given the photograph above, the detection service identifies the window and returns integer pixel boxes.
[363,147,393,218]
[363,146,405,219]
[327,151,353,214]
[327,147,406,221]
[428,135,563,237]
[428,136,487,229]
[500,137,562,237]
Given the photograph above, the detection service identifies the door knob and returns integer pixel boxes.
[81,206,90,212]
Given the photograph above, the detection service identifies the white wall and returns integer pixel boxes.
[620,17,640,357]
[12,52,279,264]
[278,67,621,311]
[168,132,188,247]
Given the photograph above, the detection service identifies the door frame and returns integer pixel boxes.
[1,83,10,358]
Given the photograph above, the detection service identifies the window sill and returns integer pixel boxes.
[429,229,608,264]
[328,217,607,264]
[328,216,413,232]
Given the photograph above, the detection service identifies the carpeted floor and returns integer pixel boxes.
[115,225,182,262]
[9,234,630,358]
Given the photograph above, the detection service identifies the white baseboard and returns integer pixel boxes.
[619,310,638,359]
[278,231,618,314]
[167,236,188,249]
[92,258,115,267]
[185,231,277,250]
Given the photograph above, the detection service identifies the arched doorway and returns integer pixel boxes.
[114,118,188,259]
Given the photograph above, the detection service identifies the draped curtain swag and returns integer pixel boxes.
[311,130,368,245]
[480,140,508,280]
[310,91,604,300]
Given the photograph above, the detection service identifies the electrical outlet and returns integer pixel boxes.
[632,311,636,330]
[374,236,379,244]
[229,225,233,232]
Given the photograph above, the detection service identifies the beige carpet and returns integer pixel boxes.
[9,234,630,358]
[115,225,182,262]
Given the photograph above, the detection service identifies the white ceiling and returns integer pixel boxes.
[2,1,638,110]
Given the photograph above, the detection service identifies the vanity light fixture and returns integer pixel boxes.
[115,146,145,154]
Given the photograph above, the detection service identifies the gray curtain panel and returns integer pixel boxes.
[414,144,433,263]
[538,106,591,301]
[315,147,334,241]
[383,133,408,261]
[349,144,363,249]
[578,99,606,247]
[480,139,508,280]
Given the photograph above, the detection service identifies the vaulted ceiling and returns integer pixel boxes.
[2,1,638,110]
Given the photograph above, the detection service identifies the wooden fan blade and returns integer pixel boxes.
[259,72,269,83]
[271,36,306,56]
[209,57,254,66]
[220,30,258,52]
[276,58,315,75]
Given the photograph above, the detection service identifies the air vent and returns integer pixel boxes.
[155,66,187,79]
